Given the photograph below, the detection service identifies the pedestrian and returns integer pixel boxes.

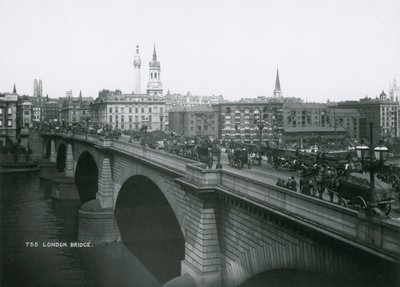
[299,178,304,193]
[216,160,223,169]
[276,178,282,187]
[290,176,297,192]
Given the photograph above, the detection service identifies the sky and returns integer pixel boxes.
[0,0,399,102]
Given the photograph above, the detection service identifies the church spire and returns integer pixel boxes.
[13,83,16,94]
[273,68,283,98]
[153,44,157,61]
[275,68,281,91]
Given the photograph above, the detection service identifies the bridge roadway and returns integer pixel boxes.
[120,135,400,221]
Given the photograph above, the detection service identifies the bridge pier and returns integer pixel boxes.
[78,153,120,244]
[181,191,221,287]
[49,139,57,163]
[64,143,75,177]
[51,143,79,200]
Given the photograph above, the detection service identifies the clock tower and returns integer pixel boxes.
[147,45,163,97]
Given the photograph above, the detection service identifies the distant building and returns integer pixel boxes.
[61,91,92,124]
[169,107,218,138]
[0,92,19,144]
[336,91,399,144]
[20,102,33,128]
[212,101,284,144]
[33,79,43,98]
[43,101,60,122]
[91,89,165,131]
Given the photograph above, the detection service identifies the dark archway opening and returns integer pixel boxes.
[115,176,185,284]
[75,152,98,203]
[56,144,66,172]
[45,140,51,159]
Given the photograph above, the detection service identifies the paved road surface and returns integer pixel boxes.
[120,136,400,221]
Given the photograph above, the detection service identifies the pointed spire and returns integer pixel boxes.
[153,44,157,61]
[13,83,16,94]
[274,68,281,91]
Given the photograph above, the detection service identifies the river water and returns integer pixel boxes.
[1,172,397,287]
[0,172,162,287]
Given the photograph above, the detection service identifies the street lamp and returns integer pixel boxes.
[160,114,164,132]
[255,119,265,144]
[355,122,389,215]
[86,115,91,140]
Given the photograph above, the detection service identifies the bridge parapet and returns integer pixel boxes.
[177,167,400,263]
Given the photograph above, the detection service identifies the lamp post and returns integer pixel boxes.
[160,113,164,132]
[255,119,265,144]
[355,122,389,215]
[86,115,91,140]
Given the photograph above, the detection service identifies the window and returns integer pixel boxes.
[8,119,12,127]
[109,107,112,113]
[121,107,124,113]
[8,107,12,115]
[129,116,132,122]
[0,119,2,127]
[24,111,30,115]
[116,107,119,113]
[135,116,139,122]
[160,107,163,113]
[141,108,144,113]
[135,108,138,113]
[121,115,124,122]
[115,115,118,122]
[149,115,152,122]
[109,115,112,123]
[129,107,132,113]
[149,108,152,113]
[0,108,2,115]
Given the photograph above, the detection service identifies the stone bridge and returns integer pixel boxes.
[40,132,400,287]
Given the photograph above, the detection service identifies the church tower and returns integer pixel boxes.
[273,69,283,98]
[133,45,141,94]
[147,44,163,97]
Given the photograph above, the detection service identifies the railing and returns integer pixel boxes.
[44,131,195,175]
[182,164,400,262]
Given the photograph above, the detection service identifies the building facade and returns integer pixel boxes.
[91,89,166,131]
[0,92,19,144]
[169,107,218,138]
[336,93,399,144]
[61,92,92,124]
[43,101,60,122]
[212,101,284,144]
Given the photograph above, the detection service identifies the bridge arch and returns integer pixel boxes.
[56,143,66,172]
[75,151,98,203]
[115,175,185,284]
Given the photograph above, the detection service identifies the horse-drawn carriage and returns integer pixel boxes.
[335,173,395,215]
[228,147,251,169]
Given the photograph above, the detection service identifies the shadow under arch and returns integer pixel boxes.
[74,152,98,203]
[56,143,66,172]
[115,175,185,284]
[45,140,51,159]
